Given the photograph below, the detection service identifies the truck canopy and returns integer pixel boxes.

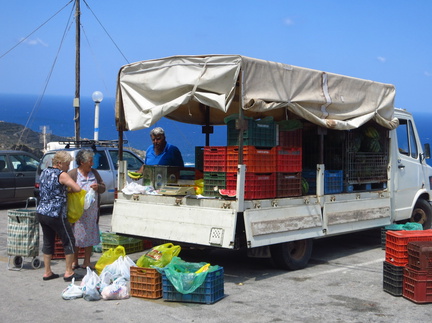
[115,55,398,131]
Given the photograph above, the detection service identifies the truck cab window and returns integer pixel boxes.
[396,119,418,159]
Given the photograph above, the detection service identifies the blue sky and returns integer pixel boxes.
[1,0,431,113]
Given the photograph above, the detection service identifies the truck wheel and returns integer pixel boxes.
[270,239,313,270]
[410,199,432,229]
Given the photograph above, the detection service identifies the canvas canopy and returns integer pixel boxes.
[115,55,398,131]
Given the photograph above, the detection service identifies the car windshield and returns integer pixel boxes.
[109,150,143,170]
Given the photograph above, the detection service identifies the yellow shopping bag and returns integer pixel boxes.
[95,245,126,275]
[67,190,86,223]
[136,243,181,268]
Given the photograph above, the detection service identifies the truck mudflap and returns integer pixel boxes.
[111,198,237,248]
[243,203,323,248]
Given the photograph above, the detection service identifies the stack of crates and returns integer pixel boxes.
[52,234,85,260]
[203,146,227,197]
[403,241,432,303]
[101,232,148,255]
[383,230,432,298]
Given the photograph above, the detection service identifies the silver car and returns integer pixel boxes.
[0,150,40,204]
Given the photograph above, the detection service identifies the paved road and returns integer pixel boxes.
[0,201,429,323]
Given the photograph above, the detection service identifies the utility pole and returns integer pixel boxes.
[73,0,81,142]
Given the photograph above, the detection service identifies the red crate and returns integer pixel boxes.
[226,172,276,200]
[277,172,302,197]
[130,266,162,299]
[226,146,276,173]
[52,234,85,259]
[385,230,432,266]
[275,147,302,172]
[278,128,302,147]
[203,146,227,172]
[407,241,432,271]
[403,267,432,303]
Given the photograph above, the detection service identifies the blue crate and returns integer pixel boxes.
[162,267,224,304]
[324,170,343,194]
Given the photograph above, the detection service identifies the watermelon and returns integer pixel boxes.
[219,189,236,197]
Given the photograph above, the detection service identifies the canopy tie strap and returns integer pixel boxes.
[320,72,331,118]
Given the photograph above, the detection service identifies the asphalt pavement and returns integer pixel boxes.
[1,201,430,323]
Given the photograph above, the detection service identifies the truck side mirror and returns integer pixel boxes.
[424,143,430,159]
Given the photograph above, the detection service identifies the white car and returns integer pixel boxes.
[35,141,144,205]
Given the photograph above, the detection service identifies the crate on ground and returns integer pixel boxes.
[130,266,162,299]
[385,230,432,266]
[203,172,226,197]
[101,232,145,254]
[225,114,276,147]
[381,223,424,250]
[275,146,302,172]
[226,172,276,200]
[226,146,276,173]
[324,170,343,194]
[52,234,85,260]
[277,120,302,147]
[203,146,227,172]
[162,267,224,304]
[407,241,432,272]
[403,266,432,303]
[277,172,302,197]
[383,261,404,296]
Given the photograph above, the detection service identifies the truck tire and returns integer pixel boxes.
[270,239,313,270]
[410,199,432,229]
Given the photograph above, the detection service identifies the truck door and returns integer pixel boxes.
[393,117,425,220]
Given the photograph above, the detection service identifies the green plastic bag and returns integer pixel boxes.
[95,245,126,275]
[67,190,86,223]
[162,257,219,294]
[136,243,181,268]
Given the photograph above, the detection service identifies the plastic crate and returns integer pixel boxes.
[385,230,432,266]
[102,240,144,255]
[226,172,276,200]
[52,234,85,260]
[278,127,302,148]
[226,115,276,147]
[162,267,224,304]
[226,146,276,173]
[383,261,404,296]
[203,172,226,197]
[203,146,227,172]
[407,241,432,271]
[130,266,162,299]
[324,170,343,194]
[275,146,302,172]
[403,267,432,303]
[277,172,302,198]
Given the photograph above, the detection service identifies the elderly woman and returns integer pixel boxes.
[68,149,106,269]
[37,151,82,281]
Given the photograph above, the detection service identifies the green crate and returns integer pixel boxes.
[102,240,144,255]
[203,172,226,197]
[225,114,276,147]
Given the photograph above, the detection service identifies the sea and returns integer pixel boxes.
[1,93,432,166]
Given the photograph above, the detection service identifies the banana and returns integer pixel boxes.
[128,171,143,179]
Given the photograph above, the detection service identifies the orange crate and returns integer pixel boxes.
[385,230,432,266]
[403,267,432,303]
[203,146,227,172]
[130,266,162,299]
[226,146,276,173]
[275,147,302,172]
[226,172,276,200]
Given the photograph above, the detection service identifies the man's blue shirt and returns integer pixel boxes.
[145,142,184,167]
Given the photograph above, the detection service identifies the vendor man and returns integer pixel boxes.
[138,127,184,171]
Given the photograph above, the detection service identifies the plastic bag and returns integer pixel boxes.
[84,189,96,210]
[136,243,181,268]
[101,277,130,300]
[81,267,101,301]
[67,190,86,223]
[161,257,218,294]
[100,255,136,281]
[61,278,83,300]
[95,245,126,275]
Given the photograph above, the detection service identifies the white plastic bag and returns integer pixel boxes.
[84,189,96,210]
[101,277,130,300]
[81,267,101,301]
[100,256,136,281]
[61,278,83,300]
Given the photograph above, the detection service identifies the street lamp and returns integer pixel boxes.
[92,91,103,141]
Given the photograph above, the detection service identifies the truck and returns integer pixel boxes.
[111,55,432,270]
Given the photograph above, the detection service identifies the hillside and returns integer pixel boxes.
[0,121,72,158]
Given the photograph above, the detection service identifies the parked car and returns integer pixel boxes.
[34,140,144,205]
[0,150,40,204]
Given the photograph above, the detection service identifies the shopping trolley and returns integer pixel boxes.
[7,197,41,270]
